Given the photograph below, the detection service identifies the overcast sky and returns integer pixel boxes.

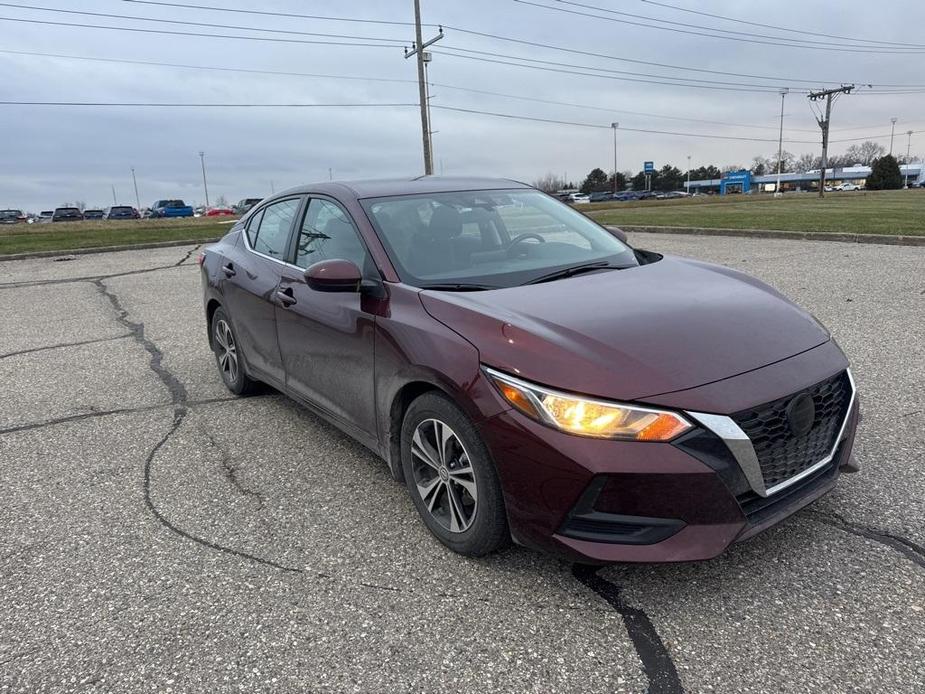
[2,0,924,210]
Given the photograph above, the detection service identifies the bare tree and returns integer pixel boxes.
[842,140,886,166]
[793,153,820,173]
[531,172,567,193]
[216,194,229,208]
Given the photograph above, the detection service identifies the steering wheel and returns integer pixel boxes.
[506,233,546,256]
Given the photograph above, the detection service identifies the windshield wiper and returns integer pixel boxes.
[419,283,499,292]
[524,261,622,285]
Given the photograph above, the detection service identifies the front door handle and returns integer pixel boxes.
[221,263,236,277]
[276,288,297,307]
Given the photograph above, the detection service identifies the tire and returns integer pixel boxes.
[210,307,259,396]
[400,392,509,556]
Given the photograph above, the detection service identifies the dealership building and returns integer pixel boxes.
[686,163,924,194]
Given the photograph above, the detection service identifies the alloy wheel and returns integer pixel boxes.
[214,319,239,384]
[410,418,479,533]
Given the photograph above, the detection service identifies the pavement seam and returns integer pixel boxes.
[0,333,134,361]
[174,243,203,267]
[573,564,684,694]
[200,425,266,510]
[810,511,925,570]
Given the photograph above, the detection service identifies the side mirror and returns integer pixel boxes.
[304,259,363,293]
[605,225,629,244]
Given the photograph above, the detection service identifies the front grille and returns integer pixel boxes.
[731,371,851,489]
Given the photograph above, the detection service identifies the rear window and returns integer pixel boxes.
[110,207,132,213]
[165,200,186,208]
[55,208,81,214]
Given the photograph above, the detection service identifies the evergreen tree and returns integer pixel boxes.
[866,154,903,190]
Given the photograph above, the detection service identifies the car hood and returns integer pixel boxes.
[418,256,830,402]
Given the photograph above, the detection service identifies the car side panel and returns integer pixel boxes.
[211,231,286,384]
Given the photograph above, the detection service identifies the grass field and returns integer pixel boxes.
[586,189,925,235]
[0,217,231,256]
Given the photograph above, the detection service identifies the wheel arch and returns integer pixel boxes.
[205,298,222,348]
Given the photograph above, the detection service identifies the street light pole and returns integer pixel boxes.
[131,167,140,211]
[198,151,210,208]
[776,88,789,197]
[889,117,898,156]
[686,155,691,193]
[611,122,619,194]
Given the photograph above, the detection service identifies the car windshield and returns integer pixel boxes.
[165,200,186,208]
[361,189,637,288]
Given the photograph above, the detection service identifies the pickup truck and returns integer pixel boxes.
[149,199,194,218]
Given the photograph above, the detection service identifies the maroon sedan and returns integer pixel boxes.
[199,177,859,563]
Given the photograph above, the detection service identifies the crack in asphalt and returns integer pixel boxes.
[85,274,627,617]
[0,260,196,290]
[0,333,134,361]
[0,397,245,437]
[201,426,265,510]
[811,511,925,570]
[573,564,684,694]
[93,277,305,574]
[174,244,202,266]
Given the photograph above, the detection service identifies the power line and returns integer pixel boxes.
[637,0,925,49]
[550,0,924,50]
[0,2,407,42]
[434,48,802,93]
[0,16,402,48]
[2,98,919,146]
[74,0,925,88]
[0,101,418,107]
[512,0,925,54]
[4,47,900,135]
[120,0,429,27]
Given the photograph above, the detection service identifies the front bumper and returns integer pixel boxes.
[477,352,859,564]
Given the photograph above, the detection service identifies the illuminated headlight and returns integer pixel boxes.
[485,367,692,441]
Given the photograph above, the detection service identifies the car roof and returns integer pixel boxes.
[274,175,532,200]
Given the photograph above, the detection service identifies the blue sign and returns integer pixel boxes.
[644,161,655,174]
[719,169,752,195]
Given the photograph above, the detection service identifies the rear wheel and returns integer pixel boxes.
[211,307,259,395]
[401,392,509,556]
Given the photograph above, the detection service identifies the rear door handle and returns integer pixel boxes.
[221,263,236,277]
[277,288,297,307]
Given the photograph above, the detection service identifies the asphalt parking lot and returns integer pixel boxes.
[1,233,923,693]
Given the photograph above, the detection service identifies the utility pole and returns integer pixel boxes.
[775,88,789,197]
[198,151,210,208]
[404,0,443,176]
[889,117,898,155]
[611,122,619,194]
[905,130,914,186]
[111,184,117,205]
[131,167,140,211]
[808,85,854,198]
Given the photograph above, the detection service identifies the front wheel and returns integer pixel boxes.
[401,392,509,556]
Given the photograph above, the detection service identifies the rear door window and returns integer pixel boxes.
[250,198,300,259]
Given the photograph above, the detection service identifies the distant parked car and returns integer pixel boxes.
[612,191,639,201]
[835,182,861,191]
[37,210,54,223]
[233,198,263,215]
[569,193,590,204]
[52,207,83,222]
[636,191,658,200]
[588,191,613,202]
[0,209,27,224]
[666,190,690,198]
[149,199,194,218]
[105,206,141,220]
[205,207,236,217]
[82,209,104,220]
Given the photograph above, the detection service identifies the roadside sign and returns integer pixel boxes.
[644,161,655,174]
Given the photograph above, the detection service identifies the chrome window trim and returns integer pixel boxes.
[686,369,856,498]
